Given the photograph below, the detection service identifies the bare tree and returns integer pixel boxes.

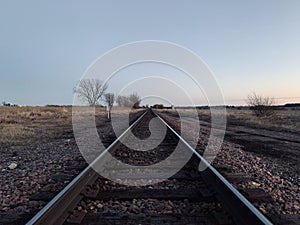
[116,95,126,107]
[246,92,275,117]
[128,93,141,108]
[74,79,108,106]
[2,101,10,106]
[116,94,140,108]
[104,93,115,119]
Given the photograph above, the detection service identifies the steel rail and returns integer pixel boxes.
[153,110,273,225]
[27,109,273,225]
[26,109,149,225]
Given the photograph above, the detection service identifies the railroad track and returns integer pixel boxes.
[26,109,273,225]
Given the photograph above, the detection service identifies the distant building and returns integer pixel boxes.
[2,101,18,107]
[152,104,164,109]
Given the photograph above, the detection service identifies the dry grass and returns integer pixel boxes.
[226,109,300,132]
[0,106,73,144]
[159,108,300,133]
[3,105,297,146]
[0,106,144,145]
[0,106,71,123]
[0,125,35,143]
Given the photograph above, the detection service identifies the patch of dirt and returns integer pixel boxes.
[155,109,300,223]
[0,106,145,224]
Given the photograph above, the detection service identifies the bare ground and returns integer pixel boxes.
[156,108,300,223]
[0,106,144,224]
[0,106,299,224]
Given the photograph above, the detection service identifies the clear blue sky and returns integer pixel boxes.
[1,0,299,106]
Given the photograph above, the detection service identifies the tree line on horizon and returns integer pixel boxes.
[74,78,141,118]
[3,79,299,119]
[74,79,279,118]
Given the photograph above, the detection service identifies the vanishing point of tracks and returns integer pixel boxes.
[26,110,273,225]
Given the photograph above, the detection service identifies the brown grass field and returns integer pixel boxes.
[0,106,144,148]
[0,106,70,144]
[0,106,299,221]
[167,108,300,133]
[1,106,299,147]
[201,108,300,133]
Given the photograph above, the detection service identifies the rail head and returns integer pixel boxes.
[26,109,149,225]
[27,109,273,225]
[153,109,273,225]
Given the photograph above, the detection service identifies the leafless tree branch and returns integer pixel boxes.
[74,79,108,106]
[246,92,275,117]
